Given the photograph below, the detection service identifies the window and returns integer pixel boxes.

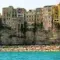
[7,18,8,20]
[27,16,28,18]
[4,18,6,23]
[7,13,8,17]
[29,16,31,17]
[12,14,14,17]
[55,20,56,21]
[49,16,51,18]
[15,14,17,17]
[9,18,10,20]
[55,20,58,21]
[48,9,51,12]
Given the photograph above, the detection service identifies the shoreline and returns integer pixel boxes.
[0,45,60,52]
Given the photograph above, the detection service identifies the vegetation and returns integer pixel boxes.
[54,23,60,30]
[0,18,60,45]
[36,22,43,29]
[21,21,28,45]
[32,22,37,45]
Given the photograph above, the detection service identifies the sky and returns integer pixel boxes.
[0,0,59,14]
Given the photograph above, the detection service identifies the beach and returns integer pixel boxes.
[0,45,60,52]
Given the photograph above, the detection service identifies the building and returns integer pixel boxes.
[43,6,53,30]
[2,6,26,31]
[2,3,60,31]
[16,8,26,34]
[36,8,43,24]
[0,13,2,27]
[53,5,58,24]
[26,10,36,29]
[2,6,17,29]
[16,8,26,24]
[26,10,36,24]
[0,13,2,18]
[58,3,60,23]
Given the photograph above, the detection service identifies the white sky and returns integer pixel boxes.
[0,0,59,14]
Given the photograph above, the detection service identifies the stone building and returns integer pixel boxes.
[16,8,26,35]
[2,6,17,28]
[36,8,43,24]
[2,6,26,32]
[53,3,60,24]
[26,10,36,29]
[43,6,53,30]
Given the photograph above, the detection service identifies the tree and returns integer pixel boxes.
[0,18,4,31]
[32,22,37,45]
[0,33,2,45]
[55,23,60,30]
[36,22,43,29]
[40,22,43,29]
[0,18,3,45]
[21,21,27,45]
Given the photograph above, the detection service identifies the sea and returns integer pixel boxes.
[0,51,60,60]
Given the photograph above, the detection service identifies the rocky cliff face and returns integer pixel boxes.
[0,27,59,45]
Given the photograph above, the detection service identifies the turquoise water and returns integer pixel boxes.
[0,51,60,60]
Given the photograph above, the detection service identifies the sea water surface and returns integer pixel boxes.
[0,51,60,60]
